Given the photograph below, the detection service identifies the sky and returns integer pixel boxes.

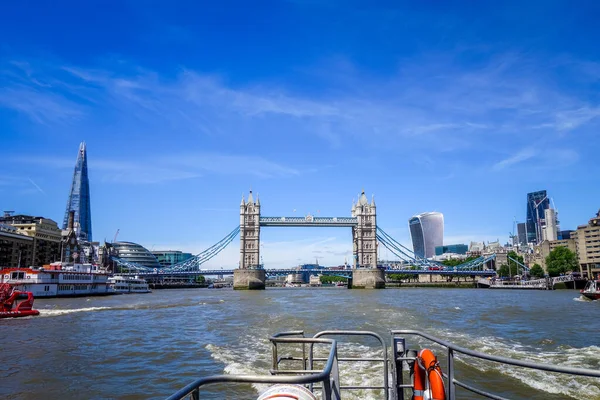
[1,1,600,268]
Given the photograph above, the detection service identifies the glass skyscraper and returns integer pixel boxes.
[63,142,92,242]
[409,212,444,259]
[526,190,549,244]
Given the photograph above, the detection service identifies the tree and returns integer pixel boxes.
[507,251,525,275]
[195,275,205,284]
[497,264,510,278]
[529,264,544,278]
[545,246,579,277]
[320,275,348,284]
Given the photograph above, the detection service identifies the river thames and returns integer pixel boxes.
[1,288,599,399]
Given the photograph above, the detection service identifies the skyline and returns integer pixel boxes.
[1,1,599,268]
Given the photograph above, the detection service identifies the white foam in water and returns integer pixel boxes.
[206,337,386,400]
[437,330,600,399]
[205,327,600,400]
[39,306,111,317]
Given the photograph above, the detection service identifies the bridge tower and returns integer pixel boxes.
[352,190,377,268]
[239,190,261,269]
[234,190,265,289]
[350,190,384,288]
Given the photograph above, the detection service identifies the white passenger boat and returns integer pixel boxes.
[108,275,151,294]
[0,262,111,298]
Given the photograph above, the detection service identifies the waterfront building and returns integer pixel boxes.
[532,238,577,274]
[409,212,444,259]
[435,244,467,256]
[62,142,93,242]
[110,242,162,269]
[0,214,62,266]
[0,224,34,268]
[572,211,600,278]
[526,190,549,244]
[517,223,527,246]
[151,250,193,267]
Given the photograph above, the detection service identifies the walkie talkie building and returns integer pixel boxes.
[409,212,444,259]
[63,142,92,242]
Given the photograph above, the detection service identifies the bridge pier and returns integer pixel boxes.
[349,268,385,289]
[233,269,266,290]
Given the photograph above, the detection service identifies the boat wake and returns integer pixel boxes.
[39,306,112,317]
[206,336,387,400]
[205,328,600,400]
[574,295,596,302]
[437,330,600,399]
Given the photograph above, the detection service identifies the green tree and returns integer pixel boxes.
[529,264,544,278]
[320,275,348,284]
[545,246,579,277]
[195,275,206,284]
[507,251,525,275]
[497,264,510,278]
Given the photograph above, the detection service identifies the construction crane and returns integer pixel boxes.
[113,229,120,243]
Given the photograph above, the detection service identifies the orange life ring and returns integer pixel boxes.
[413,348,446,400]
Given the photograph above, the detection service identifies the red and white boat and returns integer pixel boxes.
[580,279,600,300]
[0,283,40,319]
[0,262,112,298]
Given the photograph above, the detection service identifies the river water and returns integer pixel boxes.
[1,288,599,400]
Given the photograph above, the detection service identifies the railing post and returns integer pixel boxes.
[447,348,455,400]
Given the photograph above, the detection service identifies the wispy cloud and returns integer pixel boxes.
[492,148,538,171]
[492,148,579,172]
[1,51,599,158]
[5,152,303,184]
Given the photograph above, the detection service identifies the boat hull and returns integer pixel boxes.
[581,292,600,300]
[0,310,40,319]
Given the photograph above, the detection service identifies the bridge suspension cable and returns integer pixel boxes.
[111,226,240,273]
[376,227,496,271]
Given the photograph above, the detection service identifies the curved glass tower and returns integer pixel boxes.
[63,142,92,241]
[112,242,162,268]
[409,212,444,259]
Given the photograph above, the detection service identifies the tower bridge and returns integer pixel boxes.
[110,189,497,289]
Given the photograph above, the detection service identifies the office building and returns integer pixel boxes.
[409,212,444,259]
[572,211,600,278]
[63,142,93,241]
[0,224,34,268]
[152,250,193,268]
[542,208,558,242]
[110,242,162,269]
[526,191,549,244]
[435,244,468,256]
[517,223,527,246]
[0,214,62,266]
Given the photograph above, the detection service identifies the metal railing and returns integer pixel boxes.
[310,331,390,399]
[392,330,600,400]
[166,335,341,400]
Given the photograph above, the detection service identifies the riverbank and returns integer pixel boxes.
[386,281,477,288]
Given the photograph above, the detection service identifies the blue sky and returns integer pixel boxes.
[1,1,599,268]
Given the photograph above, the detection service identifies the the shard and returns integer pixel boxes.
[63,142,92,241]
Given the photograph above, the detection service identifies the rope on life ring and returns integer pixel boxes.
[412,348,446,400]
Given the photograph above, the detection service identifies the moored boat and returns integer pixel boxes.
[108,275,151,294]
[580,279,600,300]
[0,283,40,319]
[0,263,112,298]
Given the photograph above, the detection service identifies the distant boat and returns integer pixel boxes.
[580,279,600,300]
